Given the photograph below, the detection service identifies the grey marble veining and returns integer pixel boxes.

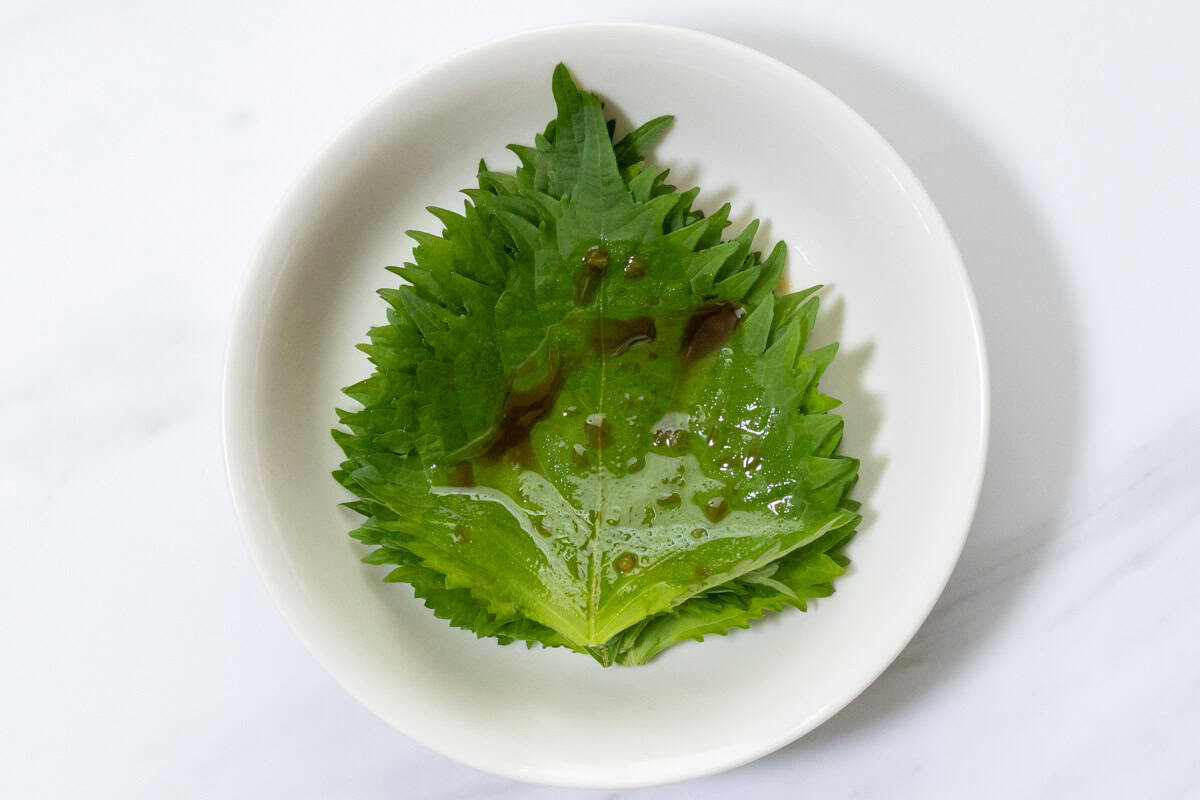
[2,2,1198,799]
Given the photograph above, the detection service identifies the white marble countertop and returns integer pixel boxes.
[3,2,1198,798]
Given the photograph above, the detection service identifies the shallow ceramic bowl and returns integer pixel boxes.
[223,23,988,788]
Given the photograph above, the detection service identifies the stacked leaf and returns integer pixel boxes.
[333,65,860,666]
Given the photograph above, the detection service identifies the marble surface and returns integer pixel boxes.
[2,2,1198,797]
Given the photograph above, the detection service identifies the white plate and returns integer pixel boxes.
[223,23,988,789]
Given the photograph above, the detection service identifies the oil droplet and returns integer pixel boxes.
[584,245,610,268]
[606,517,619,526]
[651,426,687,449]
[452,525,471,543]
[615,552,638,573]
[446,461,474,487]
[573,246,610,306]
[704,497,729,523]
[623,254,648,278]
[562,405,579,417]
[584,413,611,446]
[572,443,589,468]
[681,303,746,363]
[625,455,645,473]
[690,527,707,540]
[695,563,710,578]
[656,491,681,509]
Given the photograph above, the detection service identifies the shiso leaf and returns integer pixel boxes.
[333,64,860,665]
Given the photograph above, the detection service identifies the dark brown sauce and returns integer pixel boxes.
[459,302,743,474]
[584,413,611,446]
[502,438,536,471]
[591,316,656,359]
[680,302,745,363]
[623,254,648,278]
[571,443,589,468]
[446,461,474,487]
[483,350,561,465]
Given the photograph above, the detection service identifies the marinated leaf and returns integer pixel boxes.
[333,65,860,664]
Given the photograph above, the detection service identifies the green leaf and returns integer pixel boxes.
[612,114,674,168]
[608,547,849,666]
[333,64,860,665]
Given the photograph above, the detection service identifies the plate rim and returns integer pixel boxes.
[222,21,990,788]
